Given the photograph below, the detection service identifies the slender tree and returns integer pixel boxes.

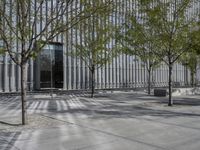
[181,24,200,87]
[139,0,198,106]
[180,49,199,87]
[0,0,112,125]
[71,7,119,97]
[118,15,161,94]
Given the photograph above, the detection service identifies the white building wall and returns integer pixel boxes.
[0,0,197,92]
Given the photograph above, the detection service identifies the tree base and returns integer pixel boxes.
[168,103,173,106]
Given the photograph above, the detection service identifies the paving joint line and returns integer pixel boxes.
[40,114,170,150]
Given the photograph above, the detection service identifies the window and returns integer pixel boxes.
[37,42,63,89]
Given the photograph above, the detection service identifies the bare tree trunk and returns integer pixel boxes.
[147,69,151,95]
[91,68,95,98]
[21,63,28,125]
[168,64,173,106]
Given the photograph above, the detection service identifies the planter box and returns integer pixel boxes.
[154,89,167,97]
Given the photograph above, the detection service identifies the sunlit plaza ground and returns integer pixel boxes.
[1,90,200,150]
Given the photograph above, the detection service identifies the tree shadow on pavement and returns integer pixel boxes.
[0,121,21,126]
[0,132,21,150]
[65,93,200,120]
[49,94,200,120]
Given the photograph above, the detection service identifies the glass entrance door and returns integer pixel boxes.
[36,43,63,89]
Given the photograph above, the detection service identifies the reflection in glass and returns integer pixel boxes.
[39,44,63,88]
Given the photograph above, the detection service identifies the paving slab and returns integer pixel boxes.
[0,92,200,150]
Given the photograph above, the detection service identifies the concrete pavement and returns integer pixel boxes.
[1,92,200,150]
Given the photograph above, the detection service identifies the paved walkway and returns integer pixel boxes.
[1,92,200,150]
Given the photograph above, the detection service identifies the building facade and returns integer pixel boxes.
[0,0,198,92]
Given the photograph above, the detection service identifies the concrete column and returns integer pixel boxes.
[0,60,3,92]
[68,56,72,90]
[63,47,67,90]
[10,63,16,92]
[4,54,9,92]
[29,60,34,91]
